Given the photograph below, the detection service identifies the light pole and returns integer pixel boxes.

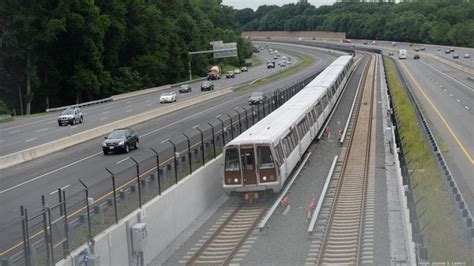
[150,148,161,195]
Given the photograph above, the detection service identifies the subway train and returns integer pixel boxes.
[223,55,355,196]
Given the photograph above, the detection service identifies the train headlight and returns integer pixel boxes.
[234,178,239,183]
[262,176,267,181]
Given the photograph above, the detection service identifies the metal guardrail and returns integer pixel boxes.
[308,155,338,235]
[45,97,113,113]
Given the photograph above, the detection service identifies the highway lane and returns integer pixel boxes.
[398,59,474,214]
[0,50,295,157]
[0,44,337,253]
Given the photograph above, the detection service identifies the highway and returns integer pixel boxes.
[0,44,336,253]
[0,50,296,157]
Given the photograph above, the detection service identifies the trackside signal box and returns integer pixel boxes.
[131,223,147,253]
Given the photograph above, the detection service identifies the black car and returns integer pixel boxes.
[226,71,235,79]
[413,54,420,60]
[201,81,214,91]
[267,62,275,69]
[248,92,266,105]
[102,128,139,155]
[178,84,192,93]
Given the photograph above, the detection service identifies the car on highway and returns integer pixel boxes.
[241,66,248,72]
[234,68,241,74]
[178,84,192,93]
[388,52,394,56]
[273,55,278,60]
[160,91,177,103]
[413,54,420,60]
[444,49,451,54]
[450,48,455,52]
[57,107,83,126]
[226,71,235,79]
[267,62,275,69]
[464,53,470,58]
[391,42,397,46]
[414,48,419,52]
[102,128,139,155]
[248,92,267,105]
[452,54,459,59]
[420,47,425,51]
[201,81,214,91]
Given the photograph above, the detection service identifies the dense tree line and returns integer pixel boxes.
[0,0,252,114]
[236,1,474,47]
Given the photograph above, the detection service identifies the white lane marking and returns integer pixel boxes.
[419,60,474,92]
[100,116,109,120]
[24,138,37,143]
[8,130,20,134]
[36,128,48,133]
[0,139,4,143]
[46,121,56,125]
[49,184,70,195]
[145,99,152,103]
[102,111,110,114]
[126,109,133,113]
[0,152,101,194]
[125,105,132,109]
[70,125,77,129]
[449,93,453,97]
[146,103,152,106]
[439,85,443,88]
[444,89,447,92]
[456,99,461,103]
[116,157,130,164]
[466,106,470,110]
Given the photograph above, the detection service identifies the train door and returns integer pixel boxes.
[241,146,257,185]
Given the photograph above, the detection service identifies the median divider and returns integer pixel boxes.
[111,84,171,101]
[0,88,232,170]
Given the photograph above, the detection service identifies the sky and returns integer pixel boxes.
[222,0,338,10]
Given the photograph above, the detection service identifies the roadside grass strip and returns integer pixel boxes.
[249,56,263,68]
[237,55,314,93]
[384,58,472,262]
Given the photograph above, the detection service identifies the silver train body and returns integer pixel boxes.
[223,55,355,194]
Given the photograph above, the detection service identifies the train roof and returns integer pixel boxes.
[228,55,353,146]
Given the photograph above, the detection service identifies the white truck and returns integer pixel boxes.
[398,49,407,60]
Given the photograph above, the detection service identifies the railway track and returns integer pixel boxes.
[184,203,267,265]
[307,55,376,265]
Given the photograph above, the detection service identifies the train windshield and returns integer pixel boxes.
[257,146,274,169]
[224,148,240,171]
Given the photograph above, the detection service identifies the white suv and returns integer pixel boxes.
[160,92,177,103]
[58,107,83,126]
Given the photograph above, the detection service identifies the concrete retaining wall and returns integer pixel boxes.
[57,155,224,266]
[0,89,232,170]
[111,85,171,101]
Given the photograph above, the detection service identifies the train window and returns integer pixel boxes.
[307,112,314,125]
[282,138,291,155]
[275,143,284,163]
[315,102,322,117]
[284,132,295,152]
[311,109,317,124]
[224,148,240,171]
[327,86,333,98]
[257,146,274,169]
[243,152,254,170]
[322,94,329,108]
[291,129,298,145]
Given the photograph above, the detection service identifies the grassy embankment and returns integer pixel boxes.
[237,55,314,92]
[384,58,472,263]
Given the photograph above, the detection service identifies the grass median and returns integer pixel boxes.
[384,58,472,263]
[237,55,314,93]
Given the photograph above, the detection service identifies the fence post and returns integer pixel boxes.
[234,109,242,134]
[194,126,205,165]
[207,122,217,158]
[150,148,161,195]
[105,168,119,224]
[226,113,234,139]
[129,157,142,208]
[217,117,226,146]
[243,107,249,129]
[78,179,93,244]
[41,195,53,266]
[183,133,192,174]
[251,105,255,125]
[21,206,31,266]
[62,190,70,257]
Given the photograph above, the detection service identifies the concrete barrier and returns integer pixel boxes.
[56,155,224,266]
[111,85,171,101]
[0,89,232,170]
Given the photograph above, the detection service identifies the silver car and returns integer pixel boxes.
[160,92,177,103]
[57,107,83,126]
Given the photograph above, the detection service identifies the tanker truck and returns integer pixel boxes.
[207,66,221,80]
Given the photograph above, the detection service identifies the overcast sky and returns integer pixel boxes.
[222,0,338,10]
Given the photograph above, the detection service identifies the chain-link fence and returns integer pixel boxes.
[1,72,320,265]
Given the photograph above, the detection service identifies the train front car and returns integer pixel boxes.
[223,141,280,197]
